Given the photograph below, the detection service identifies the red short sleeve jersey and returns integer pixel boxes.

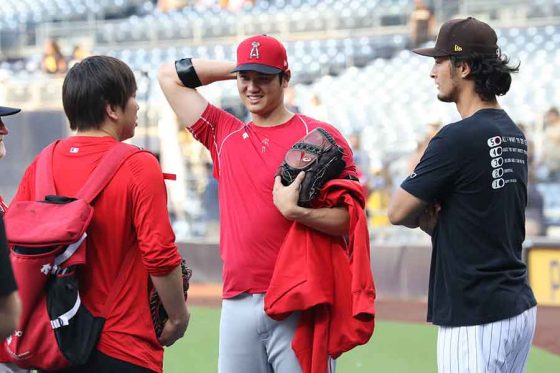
[189,104,357,298]
[11,136,181,373]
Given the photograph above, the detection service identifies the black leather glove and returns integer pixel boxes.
[276,128,346,207]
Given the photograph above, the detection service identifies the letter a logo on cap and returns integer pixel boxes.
[454,44,463,52]
[249,41,260,59]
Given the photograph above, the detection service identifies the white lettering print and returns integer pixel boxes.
[501,147,528,155]
[493,178,518,189]
[487,134,527,190]
[498,136,528,146]
[487,136,502,147]
[492,178,505,189]
[500,136,528,146]
[488,135,504,189]
[492,168,504,178]
[41,263,52,275]
[491,157,504,168]
[489,147,502,157]
[261,138,269,153]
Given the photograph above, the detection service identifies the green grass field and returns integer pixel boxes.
[164,306,560,373]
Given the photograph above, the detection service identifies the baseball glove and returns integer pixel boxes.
[150,259,192,338]
[277,127,346,207]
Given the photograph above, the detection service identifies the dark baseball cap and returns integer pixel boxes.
[231,35,289,74]
[413,17,498,57]
[0,106,21,116]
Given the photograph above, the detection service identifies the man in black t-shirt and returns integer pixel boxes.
[389,17,537,373]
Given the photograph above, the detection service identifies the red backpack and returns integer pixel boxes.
[2,141,144,371]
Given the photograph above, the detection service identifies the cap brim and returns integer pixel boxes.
[0,106,21,116]
[412,47,450,57]
[231,63,282,74]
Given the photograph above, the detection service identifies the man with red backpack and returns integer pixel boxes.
[2,56,189,373]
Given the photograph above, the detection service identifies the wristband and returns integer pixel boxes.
[175,58,202,88]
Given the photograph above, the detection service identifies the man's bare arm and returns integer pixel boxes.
[157,59,237,128]
[272,173,349,236]
[150,265,189,347]
[0,291,21,340]
[387,187,428,228]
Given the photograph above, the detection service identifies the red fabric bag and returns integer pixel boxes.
[2,141,143,370]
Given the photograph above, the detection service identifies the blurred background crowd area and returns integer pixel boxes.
[1,0,560,243]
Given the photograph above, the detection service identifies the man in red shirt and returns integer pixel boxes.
[8,56,189,373]
[158,35,360,372]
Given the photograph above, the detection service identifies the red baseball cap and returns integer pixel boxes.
[232,35,289,74]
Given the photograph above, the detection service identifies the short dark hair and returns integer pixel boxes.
[450,52,519,102]
[62,55,137,131]
[279,72,290,83]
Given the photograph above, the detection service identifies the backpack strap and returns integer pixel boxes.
[34,141,61,200]
[34,141,144,203]
[76,142,143,204]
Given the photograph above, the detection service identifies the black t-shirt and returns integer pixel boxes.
[402,109,537,326]
[0,215,17,296]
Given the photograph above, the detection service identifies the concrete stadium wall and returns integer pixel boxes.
[178,240,431,300]
[0,110,68,201]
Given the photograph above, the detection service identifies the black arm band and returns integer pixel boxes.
[175,58,202,89]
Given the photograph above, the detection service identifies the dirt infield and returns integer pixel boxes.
[188,284,560,356]
[372,299,560,356]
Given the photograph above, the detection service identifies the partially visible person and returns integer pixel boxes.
[220,0,256,12]
[41,39,67,75]
[348,132,371,198]
[406,121,441,173]
[201,161,220,238]
[306,94,328,122]
[389,17,537,373]
[68,44,89,69]
[409,0,436,48]
[284,86,300,113]
[541,106,560,181]
[0,106,26,373]
[6,56,189,373]
[158,34,374,373]
[519,122,546,236]
[366,164,392,227]
[156,0,189,12]
[526,172,545,236]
